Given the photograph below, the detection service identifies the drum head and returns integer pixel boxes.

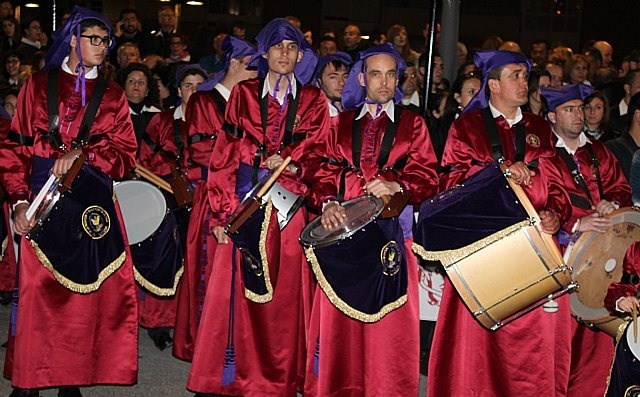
[300,196,384,248]
[626,322,640,359]
[114,180,167,245]
[568,208,640,321]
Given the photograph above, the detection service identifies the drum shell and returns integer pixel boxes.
[444,222,570,330]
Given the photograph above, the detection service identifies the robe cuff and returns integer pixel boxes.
[11,191,28,205]
[211,211,230,227]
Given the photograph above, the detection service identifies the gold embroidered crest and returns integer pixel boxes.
[380,240,402,276]
[526,134,540,147]
[81,205,110,239]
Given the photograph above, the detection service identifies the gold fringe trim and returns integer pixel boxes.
[412,220,531,264]
[134,260,184,297]
[305,245,407,323]
[244,199,274,303]
[30,240,127,294]
[0,236,7,261]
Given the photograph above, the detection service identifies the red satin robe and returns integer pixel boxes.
[173,89,222,362]
[302,106,439,396]
[187,77,329,396]
[0,69,138,388]
[428,108,573,397]
[553,138,630,397]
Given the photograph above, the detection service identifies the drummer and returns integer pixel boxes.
[0,6,138,397]
[541,83,631,396]
[312,51,352,119]
[302,43,439,396]
[173,36,257,362]
[187,18,329,396]
[428,50,573,396]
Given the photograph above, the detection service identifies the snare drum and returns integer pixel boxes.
[413,162,573,330]
[566,207,640,338]
[300,196,409,322]
[114,180,184,295]
[606,322,640,397]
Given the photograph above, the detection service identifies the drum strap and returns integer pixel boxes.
[173,119,185,163]
[351,105,403,171]
[585,144,605,199]
[481,107,526,162]
[557,146,603,208]
[188,88,227,145]
[46,69,108,151]
[6,130,34,146]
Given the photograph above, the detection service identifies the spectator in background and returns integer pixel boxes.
[16,17,47,65]
[117,62,161,145]
[545,61,564,88]
[387,24,420,67]
[583,46,602,83]
[523,67,551,117]
[607,92,640,179]
[593,40,614,68]
[152,6,177,58]
[481,35,503,50]
[0,51,24,96]
[112,9,154,62]
[342,24,369,61]
[456,42,468,70]
[498,40,522,53]
[530,39,550,67]
[317,35,337,57]
[583,90,614,141]
[153,62,178,109]
[167,33,191,63]
[231,20,246,40]
[116,42,141,70]
[1,89,17,118]
[549,45,573,66]
[284,15,301,30]
[564,54,590,85]
[199,32,227,74]
[0,0,13,19]
[1,16,20,52]
[610,69,640,135]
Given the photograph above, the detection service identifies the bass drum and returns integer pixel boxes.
[566,207,640,338]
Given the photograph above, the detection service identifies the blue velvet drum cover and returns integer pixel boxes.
[607,322,640,397]
[27,162,127,293]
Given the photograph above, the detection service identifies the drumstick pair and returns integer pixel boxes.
[135,164,174,194]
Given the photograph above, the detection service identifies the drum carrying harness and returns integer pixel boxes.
[556,144,604,210]
[188,88,226,145]
[481,106,527,163]
[332,106,407,202]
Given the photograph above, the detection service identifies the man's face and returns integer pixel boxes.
[432,56,444,84]
[595,42,613,67]
[264,39,301,75]
[3,93,16,118]
[343,25,361,49]
[401,66,418,96]
[549,99,585,140]
[124,70,149,104]
[232,26,246,39]
[25,20,42,41]
[531,43,548,65]
[170,36,187,57]
[158,9,176,31]
[1,19,14,37]
[318,39,337,57]
[73,26,110,68]
[319,62,349,101]
[122,12,140,35]
[546,64,563,88]
[0,1,12,18]
[178,73,205,106]
[5,55,19,76]
[489,63,529,108]
[358,54,398,105]
[236,55,258,81]
[118,45,140,68]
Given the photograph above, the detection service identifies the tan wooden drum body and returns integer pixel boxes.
[443,174,572,330]
[566,207,640,338]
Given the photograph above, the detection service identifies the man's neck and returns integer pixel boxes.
[220,74,238,92]
[490,99,518,120]
[268,72,293,101]
[66,56,80,74]
[629,124,640,146]
[559,133,580,152]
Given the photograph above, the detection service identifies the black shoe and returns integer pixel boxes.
[58,386,82,397]
[9,388,40,397]
[148,327,173,351]
[0,291,11,305]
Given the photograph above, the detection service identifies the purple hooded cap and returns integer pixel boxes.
[341,43,406,111]
[311,52,353,85]
[198,36,257,92]
[540,83,594,111]
[247,18,317,85]
[44,5,115,106]
[175,64,208,90]
[463,50,532,114]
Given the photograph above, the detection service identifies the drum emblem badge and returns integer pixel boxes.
[380,241,402,276]
[624,385,640,397]
[81,205,111,239]
[526,134,540,147]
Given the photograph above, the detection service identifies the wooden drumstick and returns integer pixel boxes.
[255,156,292,199]
[135,164,174,194]
[633,302,637,343]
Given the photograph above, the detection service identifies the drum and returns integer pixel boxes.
[300,196,409,322]
[566,207,640,338]
[413,162,573,330]
[606,322,640,397]
[114,180,184,295]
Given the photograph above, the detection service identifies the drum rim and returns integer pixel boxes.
[300,195,384,248]
[114,180,167,245]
